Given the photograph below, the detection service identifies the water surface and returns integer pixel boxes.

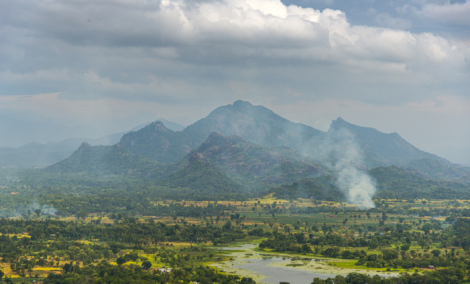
[212,244,397,284]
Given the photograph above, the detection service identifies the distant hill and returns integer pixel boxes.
[178,132,328,190]
[118,121,198,164]
[60,101,454,172]
[184,100,325,150]
[45,142,165,178]
[1,101,455,172]
[0,118,182,169]
[156,118,185,132]
[119,101,325,165]
[404,158,470,184]
[369,166,470,199]
[43,130,328,193]
[328,118,450,168]
[182,102,452,169]
[129,119,185,132]
[156,152,245,199]
[13,100,464,202]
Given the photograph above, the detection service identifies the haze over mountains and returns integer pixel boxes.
[0,118,185,168]
[2,101,470,205]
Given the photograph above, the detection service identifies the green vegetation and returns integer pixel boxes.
[156,154,246,199]
[1,197,470,283]
[119,121,197,164]
[405,158,470,184]
[370,166,470,199]
[2,101,470,283]
[265,176,343,201]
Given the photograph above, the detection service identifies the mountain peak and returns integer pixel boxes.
[199,132,226,149]
[78,142,91,149]
[330,117,352,129]
[232,100,253,108]
[197,132,225,152]
[152,121,170,132]
[208,131,225,140]
[197,132,246,153]
[327,117,449,167]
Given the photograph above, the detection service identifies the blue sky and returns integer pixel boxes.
[1,0,469,164]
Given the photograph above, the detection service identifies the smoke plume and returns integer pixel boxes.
[0,200,58,218]
[321,128,376,209]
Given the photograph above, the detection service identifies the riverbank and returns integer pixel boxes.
[210,243,400,284]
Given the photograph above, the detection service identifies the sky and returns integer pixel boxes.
[1,0,469,165]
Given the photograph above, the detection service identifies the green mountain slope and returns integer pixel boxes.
[405,158,470,184]
[45,142,166,178]
[116,101,454,171]
[119,121,198,164]
[178,132,328,190]
[369,166,470,199]
[119,101,325,166]
[156,152,244,199]
[184,100,325,150]
[328,118,449,167]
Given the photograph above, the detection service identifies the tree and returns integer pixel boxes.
[422,223,433,234]
[223,220,232,230]
[77,210,88,220]
[116,257,126,266]
[382,212,388,221]
[62,263,73,273]
[142,261,152,270]
[431,249,441,257]
[400,244,410,251]
[0,270,4,281]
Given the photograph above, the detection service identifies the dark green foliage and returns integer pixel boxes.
[141,260,152,270]
[405,158,470,184]
[0,185,241,217]
[178,132,328,190]
[0,218,246,248]
[370,166,470,199]
[265,176,344,201]
[259,233,312,254]
[156,153,246,198]
[44,262,256,284]
[311,270,465,284]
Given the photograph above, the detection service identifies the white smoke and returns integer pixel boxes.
[0,200,58,218]
[27,200,58,216]
[320,128,376,209]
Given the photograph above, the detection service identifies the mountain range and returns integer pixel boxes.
[0,119,185,168]
[3,100,469,199]
[114,101,455,169]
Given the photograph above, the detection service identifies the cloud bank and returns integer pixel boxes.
[2,0,468,104]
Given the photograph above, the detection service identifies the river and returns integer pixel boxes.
[210,244,399,284]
